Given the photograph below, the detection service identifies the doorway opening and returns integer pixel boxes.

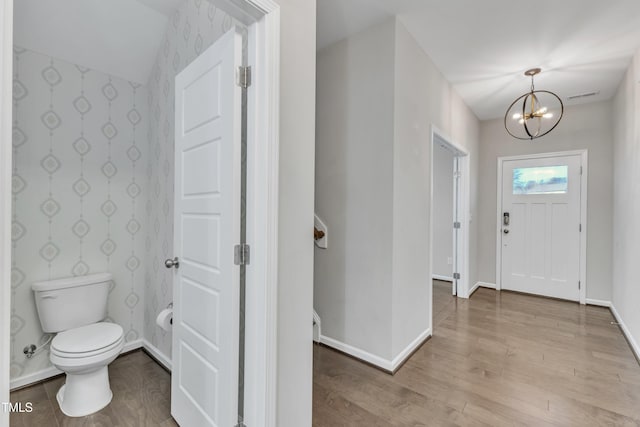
[429,127,470,332]
[0,0,281,425]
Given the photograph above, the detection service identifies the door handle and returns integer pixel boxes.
[165,257,180,269]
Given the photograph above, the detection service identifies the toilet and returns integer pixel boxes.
[32,273,124,417]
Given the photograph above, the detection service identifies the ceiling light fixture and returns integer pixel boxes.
[504,68,563,140]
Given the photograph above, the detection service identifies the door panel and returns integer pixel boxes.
[500,155,581,301]
[508,203,526,277]
[529,203,545,278]
[172,28,242,427]
[551,203,569,281]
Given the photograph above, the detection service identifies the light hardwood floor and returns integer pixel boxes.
[313,284,640,426]
[10,350,177,427]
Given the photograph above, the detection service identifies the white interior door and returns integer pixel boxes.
[500,155,581,301]
[171,28,242,427]
[452,156,460,296]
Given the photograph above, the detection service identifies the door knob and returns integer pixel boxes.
[503,229,509,234]
[165,257,180,269]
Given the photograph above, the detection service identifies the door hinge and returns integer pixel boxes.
[453,222,461,229]
[234,244,250,265]
[578,280,581,290]
[236,66,251,89]
[453,272,460,280]
[580,166,583,175]
[579,223,582,232]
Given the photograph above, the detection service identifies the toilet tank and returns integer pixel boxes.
[32,273,112,333]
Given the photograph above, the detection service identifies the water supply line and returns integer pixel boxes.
[23,334,54,359]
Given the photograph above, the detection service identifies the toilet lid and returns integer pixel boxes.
[52,322,124,354]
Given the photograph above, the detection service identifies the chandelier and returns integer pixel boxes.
[504,68,563,140]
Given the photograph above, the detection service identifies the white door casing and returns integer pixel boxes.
[452,156,460,296]
[429,126,471,338]
[171,28,242,427]
[500,154,582,301]
[0,1,13,425]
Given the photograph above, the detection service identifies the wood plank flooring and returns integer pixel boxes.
[10,350,177,427]
[313,285,640,426]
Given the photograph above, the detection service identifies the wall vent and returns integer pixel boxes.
[566,91,600,100]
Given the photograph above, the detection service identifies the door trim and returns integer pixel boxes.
[429,126,471,334]
[235,1,280,426]
[0,0,12,424]
[495,150,588,304]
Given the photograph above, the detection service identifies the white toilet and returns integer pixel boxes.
[32,273,124,417]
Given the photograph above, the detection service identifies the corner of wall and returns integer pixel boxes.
[610,46,640,358]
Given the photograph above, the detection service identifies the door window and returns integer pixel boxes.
[512,165,568,195]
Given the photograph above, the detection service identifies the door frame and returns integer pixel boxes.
[0,0,281,425]
[495,150,588,305]
[236,1,280,425]
[429,126,471,329]
[0,0,13,425]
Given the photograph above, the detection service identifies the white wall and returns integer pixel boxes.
[612,48,640,354]
[391,20,479,357]
[275,0,316,425]
[314,19,396,360]
[432,144,454,278]
[10,47,148,382]
[315,18,480,365]
[477,101,614,301]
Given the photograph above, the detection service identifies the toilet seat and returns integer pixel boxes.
[51,322,124,359]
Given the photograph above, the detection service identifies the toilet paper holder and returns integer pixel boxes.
[156,303,174,330]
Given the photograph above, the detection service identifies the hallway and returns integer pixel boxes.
[313,288,640,426]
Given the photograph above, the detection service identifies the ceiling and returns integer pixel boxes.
[317,0,640,120]
[14,0,184,84]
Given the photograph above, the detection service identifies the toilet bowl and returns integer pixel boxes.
[32,273,124,417]
[49,322,124,417]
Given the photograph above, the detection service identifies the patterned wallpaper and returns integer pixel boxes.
[143,0,246,360]
[11,47,148,379]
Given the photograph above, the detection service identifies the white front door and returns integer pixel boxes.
[500,154,582,301]
[171,28,242,427]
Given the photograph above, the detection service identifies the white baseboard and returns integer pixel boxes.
[470,282,496,295]
[10,366,63,390]
[390,328,431,371]
[586,298,611,307]
[320,328,431,373]
[319,335,393,371]
[432,274,453,282]
[142,339,172,371]
[10,339,145,390]
[610,304,640,362]
[123,338,144,353]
